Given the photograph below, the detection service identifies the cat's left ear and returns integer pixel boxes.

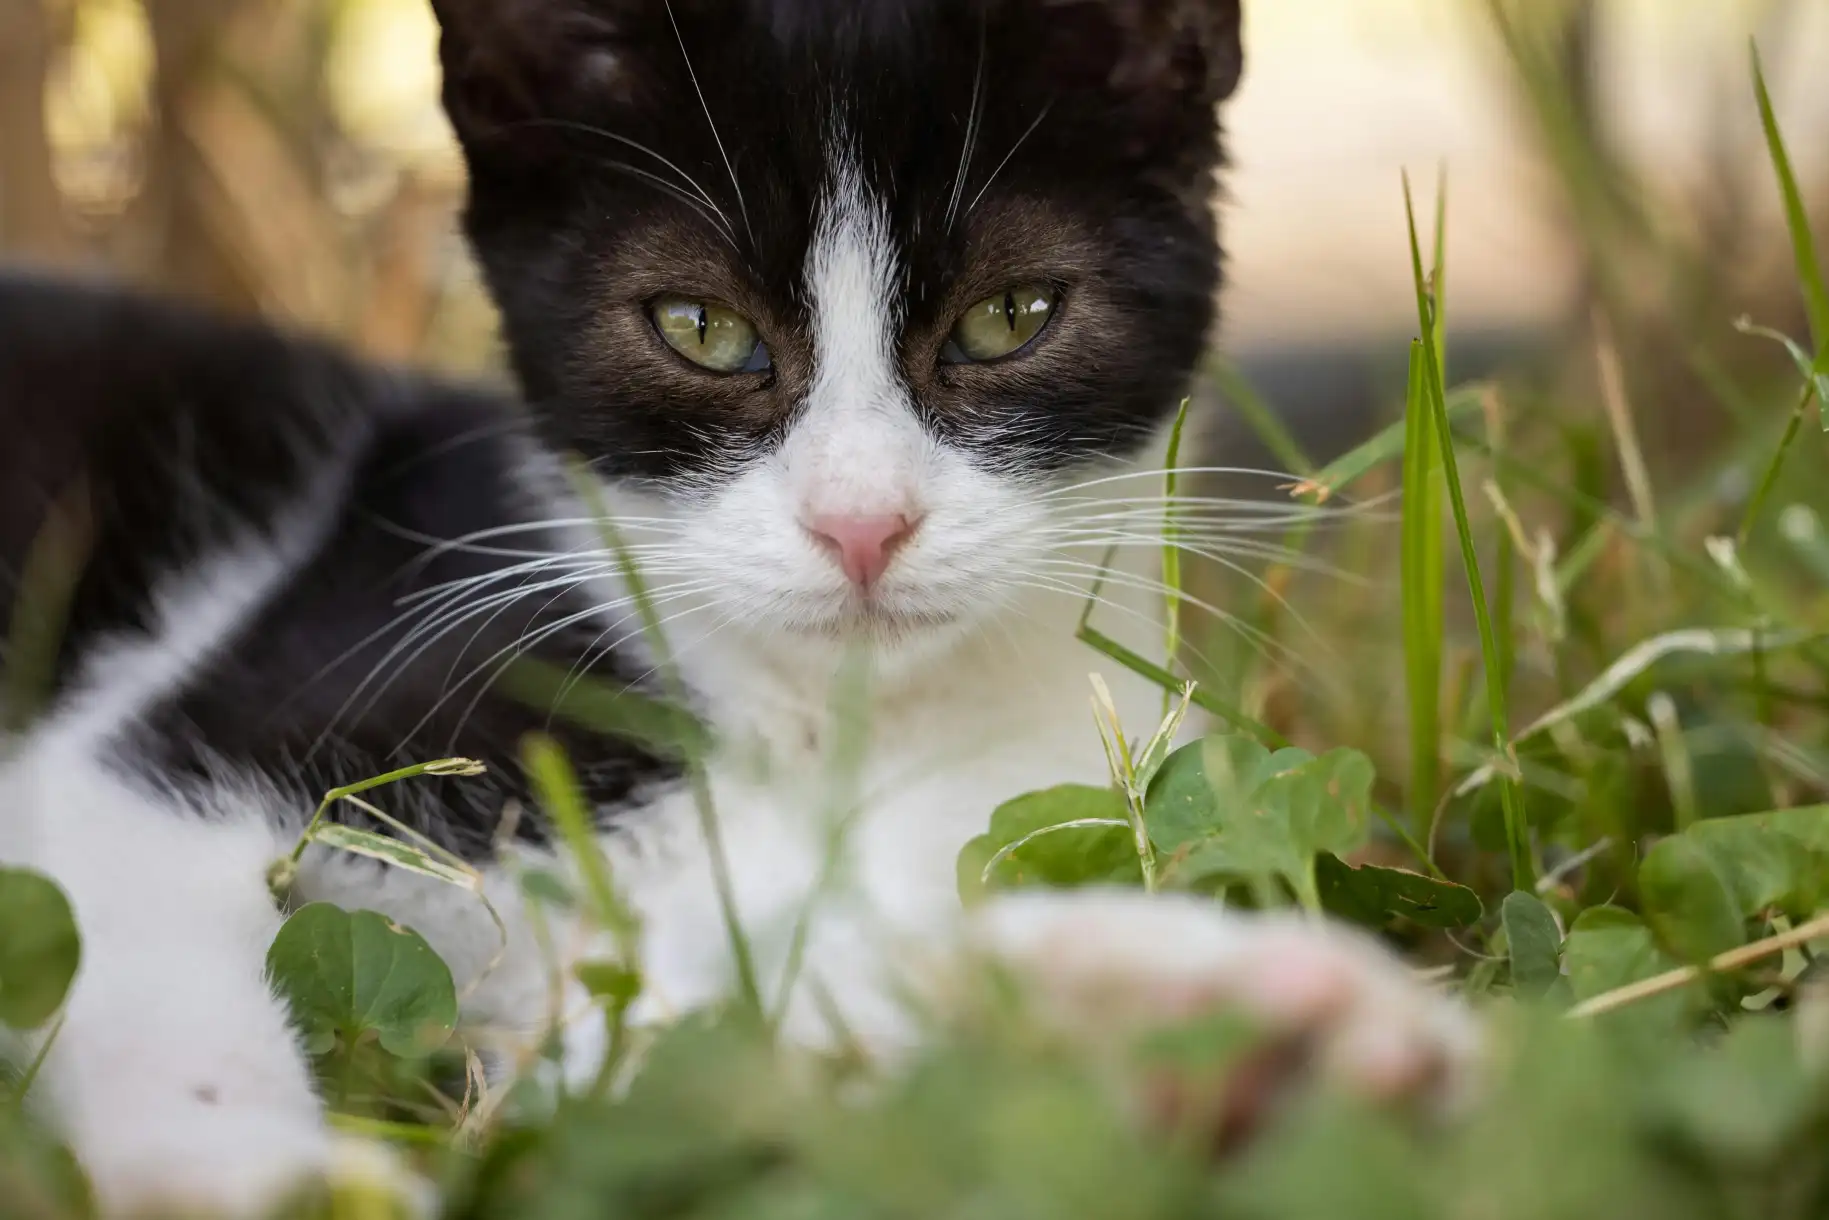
[1113,0,1242,106]
[1041,0,1243,112]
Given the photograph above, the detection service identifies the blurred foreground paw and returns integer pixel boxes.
[80,1109,427,1219]
[964,890,1480,1149]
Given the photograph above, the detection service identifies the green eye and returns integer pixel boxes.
[944,285,1058,363]
[651,295,770,374]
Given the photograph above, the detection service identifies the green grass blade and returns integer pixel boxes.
[1739,379,1821,546]
[1402,172,1533,892]
[1,483,91,734]
[1401,338,1445,838]
[1207,358,1314,477]
[1738,43,1829,539]
[567,461,762,1020]
[1076,624,1288,750]
[1161,396,1191,718]
[1751,42,1829,367]
[1301,383,1489,502]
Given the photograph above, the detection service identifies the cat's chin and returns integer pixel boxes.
[742,595,986,680]
[787,602,965,649]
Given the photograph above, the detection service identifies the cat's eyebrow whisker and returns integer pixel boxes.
[944,13,988,233]
[663,0,753,251]
[484,116,741,250]
[588,161,740,251]
[512,118,727,217]
[962,98,1054,221]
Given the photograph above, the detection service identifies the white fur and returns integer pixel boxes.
[0,539,350,1213]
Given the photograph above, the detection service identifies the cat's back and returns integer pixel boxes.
[0,272,393,669]
[0,272,674,858]
[0,272,520,692]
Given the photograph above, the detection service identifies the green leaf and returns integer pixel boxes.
[305,823,481,891]
[1260,749,1376,862]
[1649,1016,1818,1161]
[1669,805,1829,918]
[957,785,1141,902]
[266,903,457,1059]
[1638,836,1747,966]
[0,868,80,1031]
[1563,907,1691,1036]
[1154,746,1373,909]
[1143,735,1310,853]
[575,960,643,1009]
[1500,891,1564,999]
[1315,854,1482,929]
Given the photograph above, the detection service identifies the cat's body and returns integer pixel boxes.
[0,1,1473,1213]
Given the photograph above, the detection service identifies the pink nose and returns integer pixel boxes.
[804,513,919,589]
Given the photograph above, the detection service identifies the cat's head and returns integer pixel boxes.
[431,0,1242,670]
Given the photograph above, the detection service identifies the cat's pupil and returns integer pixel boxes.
[1003,291,1017,332]
[696,306,709,345]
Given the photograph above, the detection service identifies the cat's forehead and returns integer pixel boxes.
[436,0,1241,225]
[569,0,1236,278]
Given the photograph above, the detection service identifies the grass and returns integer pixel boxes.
[5,18,1829,1220]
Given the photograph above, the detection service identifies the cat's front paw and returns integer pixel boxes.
[78,1106,422,1219]
[966,890,1479,1139]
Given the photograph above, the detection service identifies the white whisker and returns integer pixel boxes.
[664,0,753,250]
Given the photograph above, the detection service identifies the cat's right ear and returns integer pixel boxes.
[429,0,636,147]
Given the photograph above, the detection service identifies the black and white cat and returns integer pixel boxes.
[0,0,1474,1213]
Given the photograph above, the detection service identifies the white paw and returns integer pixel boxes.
[77,1105,425,1219]
[967,890,1480,1123]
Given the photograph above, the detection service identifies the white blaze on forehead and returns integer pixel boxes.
[789,136,926,518]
